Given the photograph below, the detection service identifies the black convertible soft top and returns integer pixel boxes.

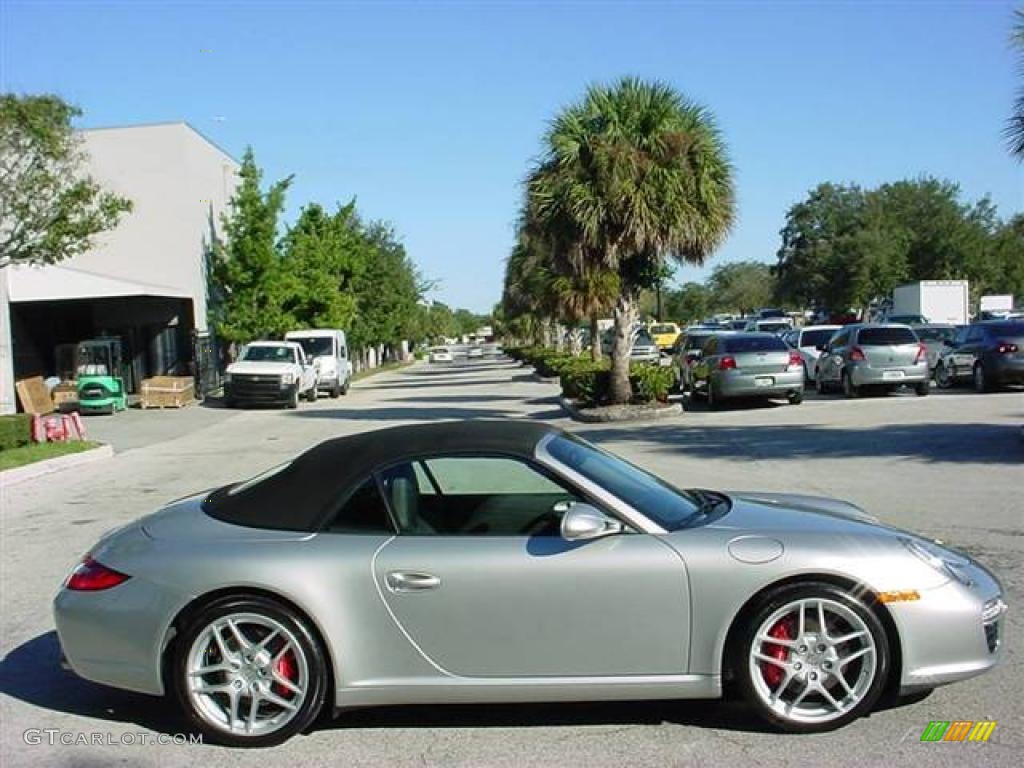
[203,420,561,531]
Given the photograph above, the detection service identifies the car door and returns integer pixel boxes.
[955,325,985,376]
[818,329,847,383]
[372,455,689,678]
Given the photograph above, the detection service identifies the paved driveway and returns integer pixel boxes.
[1,359,1021,767]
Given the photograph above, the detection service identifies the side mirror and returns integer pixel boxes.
[560,502,624,542]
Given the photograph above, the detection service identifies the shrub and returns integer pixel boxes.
[629,363,676,403]
[0,414,33,451]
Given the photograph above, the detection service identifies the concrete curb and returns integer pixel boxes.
[558,396,683,423]
[0,443,114,488]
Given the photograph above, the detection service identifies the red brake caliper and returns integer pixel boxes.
[273,650,297,698]
[760,616,794,688]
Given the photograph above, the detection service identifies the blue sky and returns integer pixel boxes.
[3,0,1021,312]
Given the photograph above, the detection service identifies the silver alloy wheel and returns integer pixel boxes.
[935,363,950,389]
[186,612,310,736]
[748,597,877,725]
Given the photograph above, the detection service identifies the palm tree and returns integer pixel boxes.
[527,77,735,403]
[1009,9,1024,160]
[550,261,619,360]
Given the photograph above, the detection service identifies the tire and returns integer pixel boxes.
[934,363,952,389]
[914,381,930,397]
[330,381,341,399]
[842,370,860,399]
[973,363,990,394]
[815,375,829,395]
[305,386,317,403]
[787,389,804,405]
[287,389,299,409]
[706,381,720,410]
[170,595,329,747]
[732,582,890,733]
[340,378,350,396]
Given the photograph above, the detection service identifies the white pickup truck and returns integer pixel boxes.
[223,341,318,409]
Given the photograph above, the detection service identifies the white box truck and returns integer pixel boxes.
[979,294,1015,319]
[890,280,969,325]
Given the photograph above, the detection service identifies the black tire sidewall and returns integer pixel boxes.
[733,582,890,733]
[170,595,328,748]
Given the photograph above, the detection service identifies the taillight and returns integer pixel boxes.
[849,346,866,362]
[996,341,1019,355]
[914,343,928,364]
[66,556,130,591]
[787,351,802,369]
[718,356,737,370]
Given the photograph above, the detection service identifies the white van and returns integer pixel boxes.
[284,329,353,397]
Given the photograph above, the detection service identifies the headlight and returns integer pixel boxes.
[280,373,295,386]
[901,537,972,586]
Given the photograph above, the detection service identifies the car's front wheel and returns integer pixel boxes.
[171,595,329,747]
[733,582,890,733]
[973,362,991,393]
[842,370,860,399]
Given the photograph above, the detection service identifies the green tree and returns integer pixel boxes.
[0,94,132,268]
[210,148,292,344]
[526,77,735,402]
[664,281,712,324]
[279,201,365,330]
[707,261,775,316]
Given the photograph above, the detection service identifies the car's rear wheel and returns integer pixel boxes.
[171,596,328,747]
[973,363,991,393]
[787,389,803,405]
[305,386,317,403]
[842,370,860,399]
[934,363,952,389]
[734,583,889,733]
[914,381,930,397]
[815,374,829,395]
[706,381,720,409]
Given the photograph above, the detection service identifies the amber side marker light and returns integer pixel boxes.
[877,590,921,604]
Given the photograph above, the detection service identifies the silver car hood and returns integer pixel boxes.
[713,491,886,533]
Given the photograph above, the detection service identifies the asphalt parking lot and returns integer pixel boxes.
[1,358,1021,767]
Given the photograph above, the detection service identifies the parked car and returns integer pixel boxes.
[671,329,734,392]
[54,421,1006,745]
[781,325,841,382]
[883,314,928,326]
[601,328,661,363]
[467,346,484,359]
[933,320,1024,391]
[756,308,787,319]
[429,346,454,363]
[285,329,352,398]
[911,324,957,373]
[815,324,929,398]
[728,318,752,331]
[690,333,804,407]
[224,341,318,409]
[648,322,682,351]
[744,318,794,334]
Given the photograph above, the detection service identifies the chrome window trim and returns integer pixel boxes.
[534,433,668,535]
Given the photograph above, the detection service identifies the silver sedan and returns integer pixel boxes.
[54,422,1005,746]
[690,333,805,406]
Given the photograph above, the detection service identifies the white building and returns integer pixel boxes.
[2,122,239,406]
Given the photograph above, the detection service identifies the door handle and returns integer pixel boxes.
[387,571,441,593]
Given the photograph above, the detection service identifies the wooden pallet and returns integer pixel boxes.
[139,376,195,409]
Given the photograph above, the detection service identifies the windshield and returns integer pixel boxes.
[759,309,785,318]
[242,345,297,363]
[757,322,791,333]
[685,334,713,351]
[724,335,787,353]
[799,329,836,348]
[859,327,918,345]
[915,326,955,343]
[650,324,676,335]
[546,434,699,530]
[633,331,655,346]
[293,337,333,358]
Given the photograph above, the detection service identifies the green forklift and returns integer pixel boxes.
[76,337,128,414]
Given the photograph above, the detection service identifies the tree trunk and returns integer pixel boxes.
[609,291,637,404]
[589,314,602,362]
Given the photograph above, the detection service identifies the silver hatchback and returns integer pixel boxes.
[816,324,929,397]
[690,333,804,407]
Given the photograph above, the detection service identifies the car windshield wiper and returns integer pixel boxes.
[686,488,730,516]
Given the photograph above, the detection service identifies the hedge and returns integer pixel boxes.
[0,414,33,451]
[560,360,676,406]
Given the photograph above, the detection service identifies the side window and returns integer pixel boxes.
[379,456,580,536]
[327,477,395,533]
[965,326,983,344]
[830,331,847,350]
[704,337,717,355]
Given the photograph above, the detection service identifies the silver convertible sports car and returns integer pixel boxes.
[54,422,1006,747]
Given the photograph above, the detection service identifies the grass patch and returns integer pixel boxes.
[0,441,102,472]
[353,360,412,382]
